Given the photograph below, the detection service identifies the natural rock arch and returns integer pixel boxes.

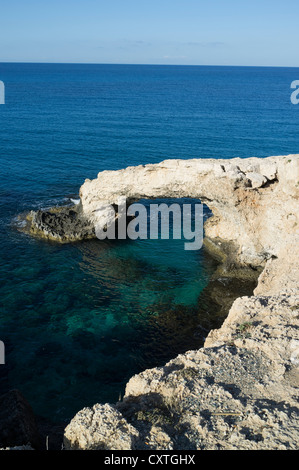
[79,155,298,269]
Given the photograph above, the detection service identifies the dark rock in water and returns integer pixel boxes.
[23,201,135,243]
[0,389,41,449]
[27,204,96,242]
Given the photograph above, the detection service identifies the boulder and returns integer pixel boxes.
[64,403,139,450]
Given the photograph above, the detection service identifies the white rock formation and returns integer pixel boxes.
[64,403,139,450]
[80,154,299,268]
[63,154,299,450]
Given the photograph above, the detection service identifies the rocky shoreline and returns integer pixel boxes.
[25,204,95,243]
[2,154,299,450]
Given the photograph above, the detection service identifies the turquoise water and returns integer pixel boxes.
[0,63,298,422]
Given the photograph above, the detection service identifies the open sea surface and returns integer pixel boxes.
[0,63,298,422]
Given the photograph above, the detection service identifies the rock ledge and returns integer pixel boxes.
[63,155,299,450]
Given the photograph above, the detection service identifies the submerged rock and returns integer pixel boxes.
[0,390,41,450]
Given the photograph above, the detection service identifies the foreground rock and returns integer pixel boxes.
[64,291,299,450]
[64,403,139,450]
[63,154,299,450]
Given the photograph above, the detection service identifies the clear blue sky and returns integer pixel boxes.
[0,0,298,66]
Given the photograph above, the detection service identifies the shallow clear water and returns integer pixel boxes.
[0,63,298,422]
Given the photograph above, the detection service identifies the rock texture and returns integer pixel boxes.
[26,155,299,271]
[16,154,299,450]
[63,154,299,450]
[26,204,95,242]
[64,292,299,450]
[64,403,139,450]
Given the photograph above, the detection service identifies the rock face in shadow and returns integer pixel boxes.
[26,204,95,242]
[0,390,41,450]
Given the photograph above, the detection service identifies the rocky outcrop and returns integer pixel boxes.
[19,154,299,449]
[26,204,95,242]
[64,289,299,450]
[78,154,298,271]
[26,155,298,272]
[63,403,139,450]
[62,154,299,450]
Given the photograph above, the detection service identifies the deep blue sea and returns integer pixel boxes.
[0,63,298,423]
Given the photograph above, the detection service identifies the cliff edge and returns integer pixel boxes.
[61,155,299,450]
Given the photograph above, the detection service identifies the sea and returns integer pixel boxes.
[0,63,298,423]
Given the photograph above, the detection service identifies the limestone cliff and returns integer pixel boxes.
[62,154,299,450]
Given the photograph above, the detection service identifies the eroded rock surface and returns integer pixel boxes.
[63,154,299,450]
[64,291,299,450]
[79,154,299,269]
[26,155,299,272]
[63,403,139,450]
[26,204,95,242]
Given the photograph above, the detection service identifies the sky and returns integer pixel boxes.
[0,0,299,66]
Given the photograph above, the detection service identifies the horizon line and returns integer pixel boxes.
[0,61,299,69]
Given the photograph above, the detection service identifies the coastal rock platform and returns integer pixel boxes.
[13,155,299,449]
[63,154,299,450]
